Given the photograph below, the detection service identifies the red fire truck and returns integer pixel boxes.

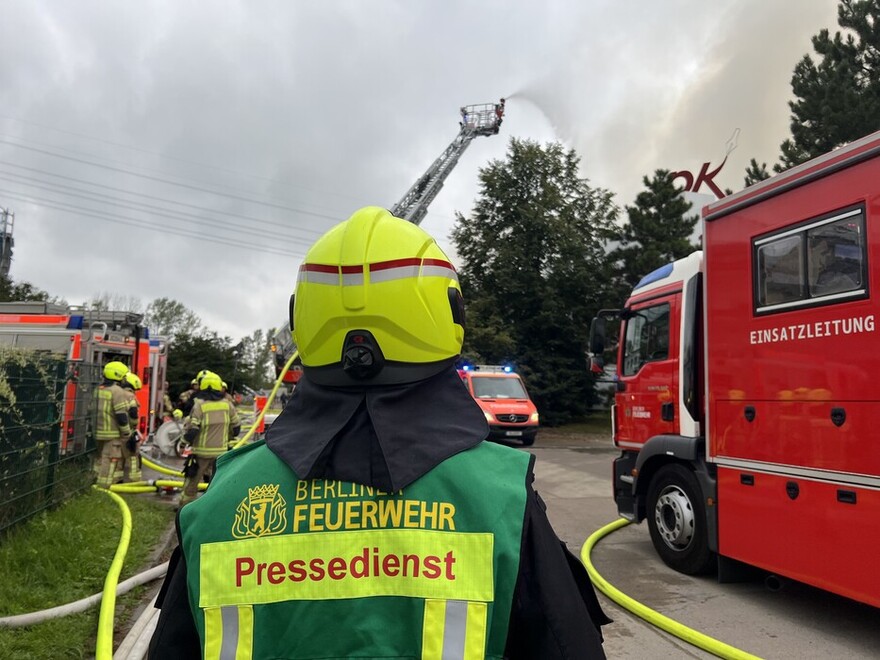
[589,130,880,607]
[270,324,303,389]
[0,302,167,453]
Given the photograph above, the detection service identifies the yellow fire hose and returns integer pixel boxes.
[232,351,298,450]
[580,518,761,660]
[140,455,185,478]
[86,352,299,655]
[92,485,132,660]
[109,479,207,493]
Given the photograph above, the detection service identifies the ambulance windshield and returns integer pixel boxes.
[471,376,527,399]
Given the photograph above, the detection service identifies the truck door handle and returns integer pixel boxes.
[661,402,674,422]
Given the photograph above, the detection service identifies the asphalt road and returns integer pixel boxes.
[521,434,880,659]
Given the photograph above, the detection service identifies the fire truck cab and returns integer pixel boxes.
[590,130,880,608]
[458,365,539,446]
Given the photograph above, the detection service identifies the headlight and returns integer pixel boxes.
[484,412,494,423]
[530,412,539,422]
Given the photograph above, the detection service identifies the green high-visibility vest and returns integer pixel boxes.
[179,439,530,660]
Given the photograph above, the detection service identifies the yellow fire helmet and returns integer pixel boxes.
[103,361,129,382]
[196,369,216,383]
[200,373,223,392]
[124,372,142,390]
[292,206,465,387]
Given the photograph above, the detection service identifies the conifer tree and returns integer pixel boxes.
[778,0,880,170]
[611,170,700,292]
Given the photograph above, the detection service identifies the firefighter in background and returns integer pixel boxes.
[220,380,236,407]
[159,380,174,422]
[119,371,143,482]
[180,369,217,418]
[178,372,240,508]
[94,361,134,489]
[176,378,198,417]
[149,207,609,658]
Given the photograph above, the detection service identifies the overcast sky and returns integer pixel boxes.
[0,1,840,340]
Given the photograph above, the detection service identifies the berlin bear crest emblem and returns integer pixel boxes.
[232,483,287,538]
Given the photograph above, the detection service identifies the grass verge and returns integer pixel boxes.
[0,490,175,659]
[551,411,612,435]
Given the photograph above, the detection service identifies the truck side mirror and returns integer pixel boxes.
[589,317,606,355]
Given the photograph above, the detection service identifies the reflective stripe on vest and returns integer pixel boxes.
[204,605,254,660]
[194,401,231,455]
[422,599,487,660]
[95,389,116,439]
[96,388,132,440]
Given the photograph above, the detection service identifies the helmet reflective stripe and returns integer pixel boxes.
[341,265,364,286]
[299,258,459,287]
[370,258,458,284]
[420,259,459,281]
[298,264,340,285]
[293,206,464,386]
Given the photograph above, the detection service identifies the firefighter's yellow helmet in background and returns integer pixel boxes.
[196,369,216,383]
[292,206,465,387]
[200,373,223,392]
[103,361,129,382]
[124,372,143,390]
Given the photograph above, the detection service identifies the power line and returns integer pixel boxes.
[0,159,328,239]
[0,170,319,248]
[0,189,307,260]
[0,114,371,208]
[0,137,350,220]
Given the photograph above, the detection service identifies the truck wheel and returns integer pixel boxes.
[646,464,714,575]
[522,434,536,447]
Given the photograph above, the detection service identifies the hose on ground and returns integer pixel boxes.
[108,479,207,494]
[580,518,760,660]
[140,455,185,478]
[114,593,160,660]
[126,609,160,660]
[93,486,133,660]
[0,562,168,629]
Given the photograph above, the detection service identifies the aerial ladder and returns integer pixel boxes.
[271,99,507,384]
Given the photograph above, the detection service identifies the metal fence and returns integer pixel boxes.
[0,350,101,533]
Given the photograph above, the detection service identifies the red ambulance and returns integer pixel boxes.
[458,365,539,446]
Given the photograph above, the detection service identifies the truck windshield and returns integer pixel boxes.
[471,376,527,399]
[622,303,670,376]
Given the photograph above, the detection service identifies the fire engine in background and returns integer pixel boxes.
[589,130,880,608]
[458,365,539,446]
[270,324,303,390]
[0,301,168,452]
[272,100,507,380]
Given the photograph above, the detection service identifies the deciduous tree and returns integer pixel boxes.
[452,138,618,425]
[143,297,203,340]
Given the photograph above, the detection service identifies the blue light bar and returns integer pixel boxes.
[634,263,674,290]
